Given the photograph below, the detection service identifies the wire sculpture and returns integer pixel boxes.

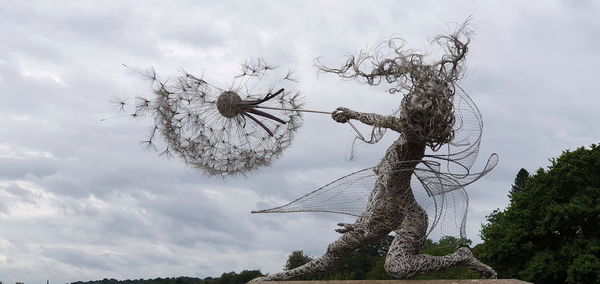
[251,22,499,280]
[119,59,304,176]
[114,19,498,281]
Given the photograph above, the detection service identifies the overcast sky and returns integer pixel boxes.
[1,1,599,283]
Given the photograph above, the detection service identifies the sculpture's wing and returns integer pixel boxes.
[252,155,497,241]
[253,89,497,242]
[250,160,434,217]
[252,167,377,217]
[415,154,498,197]
[411,153,498,241]
[412,178,469,241]
[423,88,485,178]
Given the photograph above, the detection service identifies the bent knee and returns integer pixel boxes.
[384,256,413,279]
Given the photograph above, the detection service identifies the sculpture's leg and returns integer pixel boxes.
[252,223,388,281]
[384,205,497,279]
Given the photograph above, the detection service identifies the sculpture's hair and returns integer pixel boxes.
[316,21,472,150]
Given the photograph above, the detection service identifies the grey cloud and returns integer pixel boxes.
[1,1,599,284]
[0,158,59,179]
[43,247,114,271]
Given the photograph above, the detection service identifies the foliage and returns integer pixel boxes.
[509,168,530,199]
[478,144,600,284]
[284,250,313,270]
[282,235,479,280]
[71,270,264,284]
[410,236,480,280]
[320,235,394,280]
[216,270,263,284]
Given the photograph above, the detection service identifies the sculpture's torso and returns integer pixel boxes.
[356,136,427,242]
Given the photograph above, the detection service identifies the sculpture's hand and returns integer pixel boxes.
[335,222,356,233]
[332,107,354,123]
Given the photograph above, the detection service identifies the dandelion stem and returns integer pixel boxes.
[254,106,331,114]
[100,114,130,121]
[255,106,364,140]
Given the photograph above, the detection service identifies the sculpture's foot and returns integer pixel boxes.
[456,247,497,279]
[248,276,269,283]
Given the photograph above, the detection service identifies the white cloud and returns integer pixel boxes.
[0,144,56,160]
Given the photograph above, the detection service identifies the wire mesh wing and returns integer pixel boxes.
[423,88,485,179]
[252,89,497,241]
[252,155,496,240]
[252,167,378,216]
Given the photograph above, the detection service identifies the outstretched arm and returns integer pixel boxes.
[332,107,403,133]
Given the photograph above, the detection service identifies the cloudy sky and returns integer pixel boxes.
[1,0,599,283]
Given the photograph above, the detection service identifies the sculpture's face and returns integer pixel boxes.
[399,78,455,148]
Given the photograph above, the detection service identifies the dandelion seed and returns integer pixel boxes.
[123,59,304,176]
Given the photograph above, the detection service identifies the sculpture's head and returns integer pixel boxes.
[398,74,455,150]
[316,21,471,150]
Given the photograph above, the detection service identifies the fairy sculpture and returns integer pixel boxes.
[251,23,498,280]
[119,21,497,280]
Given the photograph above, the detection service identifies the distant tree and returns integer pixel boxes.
[362,234,395,256]
[478,144,600,284]
[284,250,313,270]
[69,271,262,284]
[217,270,262,284]
[234,270,263,284]
[409,236,479,280]
[322,235,395,280]
[509,168,530,199]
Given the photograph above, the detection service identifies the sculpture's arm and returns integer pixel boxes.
[332,107,403,133]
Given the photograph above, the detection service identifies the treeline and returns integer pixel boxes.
[69,236,476,284]
[475,145,600,283]
[71,270,262,284]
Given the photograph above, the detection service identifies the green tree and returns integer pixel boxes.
[234,270,263,284]
[284,250,313,270]
[217,270,262,284]
[411,236,479,280]
[509,168,529,199]
[478,144,600,284]
[322,235,395,280]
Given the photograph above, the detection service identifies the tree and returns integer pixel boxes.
[233,270,263,284]
[478,144,600,284]
[217,270,262,284]
[284,251,313,270]
[412,236,479,280]
[509,168,529,198]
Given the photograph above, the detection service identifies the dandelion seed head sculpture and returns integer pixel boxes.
[122,59,303,176]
